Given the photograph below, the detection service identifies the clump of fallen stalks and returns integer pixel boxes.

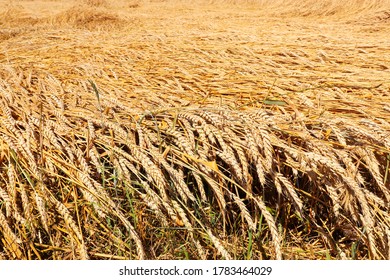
[0,69,389,259]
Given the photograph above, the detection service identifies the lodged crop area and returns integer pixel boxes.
[0,0,389,259]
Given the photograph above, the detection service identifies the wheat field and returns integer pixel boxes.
[0,0,389,260]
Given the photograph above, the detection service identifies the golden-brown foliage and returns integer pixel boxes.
[47,5,123,29]
[0,0,389,260]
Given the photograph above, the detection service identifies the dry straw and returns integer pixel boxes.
[0,0,389,260]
